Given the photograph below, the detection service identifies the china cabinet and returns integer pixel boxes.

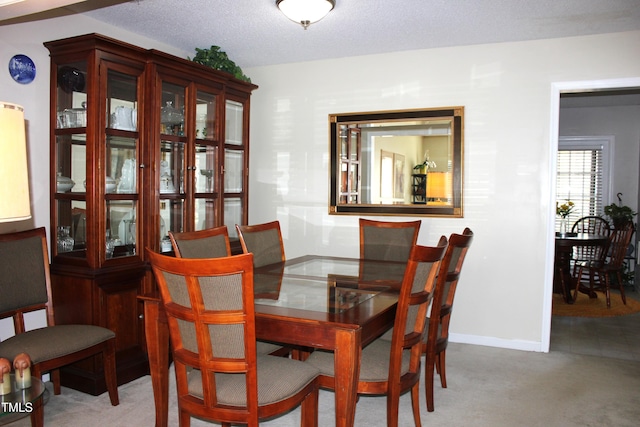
[45,34,256,394]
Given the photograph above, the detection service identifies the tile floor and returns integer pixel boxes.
[550,286,640,361]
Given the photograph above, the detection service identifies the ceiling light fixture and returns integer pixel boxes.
[276,0,335,30]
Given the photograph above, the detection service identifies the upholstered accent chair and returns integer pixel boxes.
[0,227,119,415]
[359,218,421,262]
[423,227,474,412]
[169,226,288,356]
[305,238,447,427]
[146,250,319,427]
[236,221,286,268]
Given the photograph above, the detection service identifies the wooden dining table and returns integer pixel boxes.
[139,255,406,427]
[554,233,608,303]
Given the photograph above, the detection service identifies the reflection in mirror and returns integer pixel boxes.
[329,107,463,217]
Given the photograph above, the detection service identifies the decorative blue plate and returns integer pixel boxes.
[8,54,36,84]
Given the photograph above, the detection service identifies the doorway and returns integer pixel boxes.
[546,78,640,355]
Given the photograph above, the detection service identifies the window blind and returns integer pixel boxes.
[556,148,604,230]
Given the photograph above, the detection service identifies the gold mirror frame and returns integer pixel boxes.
[329,107,463,217]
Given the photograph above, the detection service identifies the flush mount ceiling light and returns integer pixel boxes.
[277,0,335,30]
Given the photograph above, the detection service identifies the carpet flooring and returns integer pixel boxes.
[552,292,640,317]
[8,343,640,427]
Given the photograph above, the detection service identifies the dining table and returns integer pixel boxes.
[554,233,609,303]
[139,255,407,427]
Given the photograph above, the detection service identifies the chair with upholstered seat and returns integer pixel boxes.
[306,237,447,427]
[146,250,319,427]
[423,227,474,412]
[573,222,634,307]
[359,218,421,262]
[236,221,286,268]
[0,227,119,419]
[169,226,288,357]
[169,226,231,259]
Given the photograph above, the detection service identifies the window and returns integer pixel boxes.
[556,137,611,230]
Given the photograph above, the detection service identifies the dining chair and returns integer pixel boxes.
[146,250,320,427]
[570,215,611,279]
[236,221,285,268]
[169,226,288,357]
[573,222,634,307]
[359,218,421,262]
[305,237,448,427]
[169,226,231,259]
[423,227,474,412]
[0,228,119,412]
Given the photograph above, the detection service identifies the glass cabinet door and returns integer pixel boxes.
[54,60,88,259]
[104,68,140,260]
[223,100,246,239]
[194,90,218,232]
[158,81,186,250]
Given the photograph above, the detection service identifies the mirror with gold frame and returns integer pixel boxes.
[329,107,464,217]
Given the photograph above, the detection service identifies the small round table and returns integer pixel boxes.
[0,375,46,427]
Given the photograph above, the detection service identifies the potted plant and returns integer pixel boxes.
[413,151,436,174]
[604,193,637,229]
[190,46,251,82]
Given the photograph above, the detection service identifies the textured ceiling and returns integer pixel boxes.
[72,0,640,69]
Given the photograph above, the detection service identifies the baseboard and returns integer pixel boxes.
[450,332,545,353]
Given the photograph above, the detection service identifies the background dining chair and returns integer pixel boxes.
[359,218,421,262]
[146,250,319,427]
[169,226,231,258]
[570,215,611,279]
[573,222,634,307]
[423,227,474,412]
[0,227,119,410]
[236,221,285,268]
[305,237,447,427]
[169,226,288,357]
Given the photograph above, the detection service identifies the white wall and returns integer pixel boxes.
[245,31,640,351]
[559,105,640,212]
[1,13,639,352]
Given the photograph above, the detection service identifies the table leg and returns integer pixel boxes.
[143,299,170,427]
[333,329,361,427]
[29,395,44,427]
[554,246,575,304]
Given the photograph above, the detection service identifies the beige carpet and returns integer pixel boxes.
[552,292,640,317]
[9,343,640,427]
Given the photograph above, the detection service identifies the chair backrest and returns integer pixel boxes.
[388,237,447,382]
[146,249,260,417]
[606,223,634,269]
[0,227,55,333]
[169,226,231,259]
[359,218,421,262]
[235,221,285,268]
[571,215,611,235]
[426,228,474,353]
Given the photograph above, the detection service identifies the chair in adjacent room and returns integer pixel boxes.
[423,227,474,412]
[236,221,285,268]
[0,228,119,411]
[305,237,448,427]
[359,218,421,262]
[146,250,320,427]
[169,226,288,357]
[570,215,611,279]
[573,222,634,307]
